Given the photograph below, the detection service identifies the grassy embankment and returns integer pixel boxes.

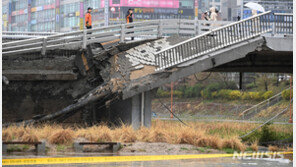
[3,120,292,153]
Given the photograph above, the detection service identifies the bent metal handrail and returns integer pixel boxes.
[2,12,292,57]
[154,11,273,71]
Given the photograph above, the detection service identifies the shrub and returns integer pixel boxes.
[262,91,273,100]
[241,92,251,100]
[249,92,262,101]
[225,81,238,90]
[201,83,225,99]
[156,89,170,98]
[217,89,232,100]
[282,89,293,101]
[184,86,194,98]
[183,84,204,98]
[192,84,204,97]
[228,90,242,100]
[201,90,212,99]
[211,91,218,99]
[245,82,257,90]
[174,90,183,98]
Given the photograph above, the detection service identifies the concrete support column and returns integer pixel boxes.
[239,72,243,90]
[110,91,152,129]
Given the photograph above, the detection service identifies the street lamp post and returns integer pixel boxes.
[79,0,84,30]
[104,0,109,26]
[240,0,244,19]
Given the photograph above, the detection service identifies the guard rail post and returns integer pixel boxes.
[157,20,163,38]
[197,21,201,35]
[272,22,276,35]
[82,30,87,49]
[41,37,47,56]
[120,24,125,42]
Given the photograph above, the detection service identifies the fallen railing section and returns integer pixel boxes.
[154,11,273,71]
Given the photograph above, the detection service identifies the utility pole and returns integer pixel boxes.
[170,82,174,119]
[289,75,293,123]
[240,0,244,19]
[80,0,84,30]
[55,0,60,32]
[28,0,32,31]
[104,0,109,26]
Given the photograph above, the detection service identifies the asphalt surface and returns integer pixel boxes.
[3,156,292,167]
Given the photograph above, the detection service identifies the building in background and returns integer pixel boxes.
[2,0,197,32]
[241,0,293,19]
[1,0,103,32]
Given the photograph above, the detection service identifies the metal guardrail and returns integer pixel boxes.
[2,31,59,40]
[154,11,293,71]
[273,13,293,35]
[1,19,234,56]
[2,12,292,57]
[239,87,290,120]
[2,31,58,36]
[154,11,273,71]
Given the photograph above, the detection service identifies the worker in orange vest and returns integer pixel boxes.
[126,9,134,40]
[85,7,92,30]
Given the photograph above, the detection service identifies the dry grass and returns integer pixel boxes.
[2,121,292,152]
[250,140,258,151]
[222,137,246,151]
[2,129,13,141]
[22,131,39,142]
[268,145,279,152]
[48,129,74,145]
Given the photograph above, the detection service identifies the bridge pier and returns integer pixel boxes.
[110,91,152,129]
[239,72,243,90]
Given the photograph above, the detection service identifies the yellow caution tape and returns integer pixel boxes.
[2,152,293,165]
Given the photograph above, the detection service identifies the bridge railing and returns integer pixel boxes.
[2,12,292,57]
[154,11,274,71]
[273,13,293,35]
[2,31,58,36]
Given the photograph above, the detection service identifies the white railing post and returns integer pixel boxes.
[272,22,276,35]
[82,30,87,49]
[120,24,125,42]
[197,21,201,35]
[194,20,198,36]
[41,37,47,56]
[157,20,163,38]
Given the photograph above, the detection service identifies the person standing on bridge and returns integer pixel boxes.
[126,9,134,40]
[85,7,92,34]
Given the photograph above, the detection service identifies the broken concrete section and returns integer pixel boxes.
[3,34,292,129]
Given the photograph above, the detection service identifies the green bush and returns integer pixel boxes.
[282,89,293,100]
[183,84,204,98]
[225,81,238,90]
[156,89,183,98]
[217,89,232,99]
[262,91,273,100]
[192,84,204,97]
[174,90,183,98]
[201,83,226,99]
[201,90,211,99]
[211,91,218,99]
[249,92,262,101]
[156,89,170,98]
[228,90,242,100]
[245,82,257,90]
[241,92,251,100]
[184,86,194,98]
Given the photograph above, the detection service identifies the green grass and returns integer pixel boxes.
[56,145,67,152]
[7,145,30,152]
[222,148,236,154]
[180,147,189,151]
